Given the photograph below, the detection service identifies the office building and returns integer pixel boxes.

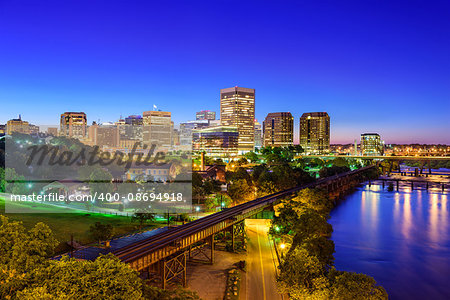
[196,110,216,120]
[299,112,330,154]
[263,112,294,147]
[254,119,262,149]
[142,110,172,150]
[6,115,30,135]
[192,126,239,157]
[60,112,87,139]
[88,123,120,148]
[361,133,384,156]
[119,115,143,141]
[220,86,255,152]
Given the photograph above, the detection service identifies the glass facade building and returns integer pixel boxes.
[192,126,239,157]
[220,87,255,152]
[299,112,330,154]
[263,112,294,147]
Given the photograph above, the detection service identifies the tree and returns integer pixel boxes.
[0,216,58,271]
[205,193,232,210]
[328,269,388,299]
[227,179,254,203]
[292,188,333,215]
[89,222,113,244]
[319,165,350,178]
[278,248,329,299]
[30,254,143,299]
[132,208,156,230]
[244,151,259,163]
[11,222,59,271]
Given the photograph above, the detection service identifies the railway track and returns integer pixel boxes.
[113,166,374,263]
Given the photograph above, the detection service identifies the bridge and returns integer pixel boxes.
[113,165,376,288]
[295,155,449,161]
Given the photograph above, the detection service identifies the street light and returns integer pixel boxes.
[195,206,200,219]
[280,243,286,259]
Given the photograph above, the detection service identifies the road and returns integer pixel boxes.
[244,219,284,300]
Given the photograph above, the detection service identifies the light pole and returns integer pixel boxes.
[195,206,200,219]
[280,243,286,259]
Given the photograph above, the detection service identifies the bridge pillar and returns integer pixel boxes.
[162,251,187,289]
[231,221,246,252]
[210,234,215,264]
[396,180,399,191]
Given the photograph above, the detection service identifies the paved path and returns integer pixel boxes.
[244,219,283,300]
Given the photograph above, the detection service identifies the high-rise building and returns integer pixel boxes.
[361,133,384,156]
[196,110,216,120]
[263,112,294,147]
[119,115,143,141]
[60,112,87,139]
[6,115,30,135]
[88,123,120,148]
[142,110,172,150]
[0,124,5,136]
[220,86,255,152]
[299,112,330,154]
[254,119,262,149]
[192,126,239,157]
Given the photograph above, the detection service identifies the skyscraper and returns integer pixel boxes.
[196,110,216,121]
[142,110,172,150]
[263,112,294,147]
[220,86,255,152]
[299,112,330,154]
[60,112,87,139]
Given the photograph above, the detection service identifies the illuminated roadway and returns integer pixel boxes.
[245,219,283,300]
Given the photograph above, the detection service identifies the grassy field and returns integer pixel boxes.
[0,196,162,253]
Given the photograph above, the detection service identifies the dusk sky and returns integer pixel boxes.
[0,0,449,144]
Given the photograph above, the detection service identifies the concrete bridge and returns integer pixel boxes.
[113,165,377,288]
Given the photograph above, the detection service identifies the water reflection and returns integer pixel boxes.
[331,183,450,300]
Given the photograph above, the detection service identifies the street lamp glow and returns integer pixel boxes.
[280,243,286,250]
[195,206,200,212]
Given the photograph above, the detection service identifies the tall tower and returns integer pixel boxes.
[220,87,255,152]
[263,112,294,147]
[299,112,330,154]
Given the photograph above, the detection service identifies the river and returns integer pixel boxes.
[330,182,449,300]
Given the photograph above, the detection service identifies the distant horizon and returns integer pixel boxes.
[1,1,449,144]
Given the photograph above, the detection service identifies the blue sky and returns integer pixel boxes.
[0,0,449,144]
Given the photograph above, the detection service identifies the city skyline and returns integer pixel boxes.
[1,1,449,144]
